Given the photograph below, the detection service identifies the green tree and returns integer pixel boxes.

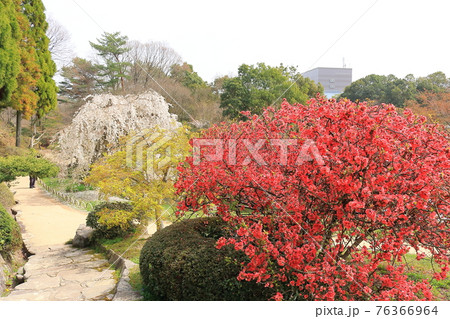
[10,0,40,147]
[23,0,58,120]
[416,71,450,93]
[60,57,99,99]
[0,154,59,183]
[0,0,20,105]
[170,62,207,91]
[341,74,416,106]
[2,0,57,147]
[220,63,323,120]
[384,74,416,106]
[90,31,131,91]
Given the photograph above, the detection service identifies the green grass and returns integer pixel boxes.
[65,183,94,193]
[98,228,148,262]
[401,254,450,300]
[128,265,144,295]
[97,230,147,298]
[85,200,103,212]
[41,177,94,193]
[41,177,100,211]
[41,177,72,191]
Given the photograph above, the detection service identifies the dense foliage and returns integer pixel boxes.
[60,57,98,100]
[24,0,58,120]
[86,201,135,239]
[341,72,450,107]
[0,183,15,209]
[0,0,20,105]
[89,31,131,91]
[175,97,450,300]
[405,91,450,126]
[0,0,57,147]
[0,154,59,183]
[139,217,273,300]
[220,63,323,120]
[0,204,21,253]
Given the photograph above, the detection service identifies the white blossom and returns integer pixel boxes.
[55,90,180,176]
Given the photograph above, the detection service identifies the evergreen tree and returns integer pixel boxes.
[60,57,99,100]
[0,0,20,106]
[22,0,58,119]
[90,31,131,91]
[10,0,40,147]
[6,0,57,147]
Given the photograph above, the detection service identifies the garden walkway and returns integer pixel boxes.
[0,177,117,301]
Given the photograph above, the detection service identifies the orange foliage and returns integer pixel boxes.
[405,91,450,126]
[10,0,40,119]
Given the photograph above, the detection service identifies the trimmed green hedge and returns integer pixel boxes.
[0,204,21,253]
[139,217,273,301]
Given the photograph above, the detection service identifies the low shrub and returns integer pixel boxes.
[86,201,136,239]
[139,217,273,301]
[0,183,15,210]
[0,204,22,253]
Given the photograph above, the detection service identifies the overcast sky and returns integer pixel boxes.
[42,0,450,83]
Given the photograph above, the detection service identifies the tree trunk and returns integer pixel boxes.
[29,116,44,149]
[15,110,22,147]
[155,202,164,231]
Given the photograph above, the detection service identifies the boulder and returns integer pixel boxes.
[72,224,94,248]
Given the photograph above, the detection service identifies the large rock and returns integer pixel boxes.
[72,224,94,248]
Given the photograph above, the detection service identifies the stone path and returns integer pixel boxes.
[1,177,117,301]
[2,246,116,301]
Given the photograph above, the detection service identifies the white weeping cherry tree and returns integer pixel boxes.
[55,91,180,177]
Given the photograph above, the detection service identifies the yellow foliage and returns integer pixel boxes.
[96,208,136,231]
[85,125,194,230]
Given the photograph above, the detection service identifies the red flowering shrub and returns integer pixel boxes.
[175,97,450,300]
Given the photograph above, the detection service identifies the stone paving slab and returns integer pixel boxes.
[1,245,117,301]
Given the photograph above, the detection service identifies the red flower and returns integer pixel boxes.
[176,97,449,301]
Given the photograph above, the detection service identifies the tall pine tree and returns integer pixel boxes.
[90,32,131,91]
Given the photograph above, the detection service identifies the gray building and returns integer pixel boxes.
[302,67,352,98]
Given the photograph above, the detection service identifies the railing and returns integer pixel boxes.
[37,179,96,212]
